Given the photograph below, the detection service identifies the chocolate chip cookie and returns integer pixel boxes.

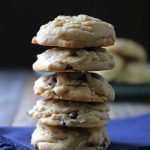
[33,47,114,72]
[34,72,115,102]
[32,14,116,48]
[28,99,109,128]
[32,123,110,150]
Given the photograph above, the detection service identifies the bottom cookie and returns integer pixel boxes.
[32,123,110,150]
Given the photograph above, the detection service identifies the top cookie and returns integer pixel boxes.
[32,14,116,48]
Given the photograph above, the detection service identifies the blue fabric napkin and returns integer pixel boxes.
[0,114,150,150]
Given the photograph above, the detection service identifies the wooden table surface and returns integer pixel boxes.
[0,69,150,126]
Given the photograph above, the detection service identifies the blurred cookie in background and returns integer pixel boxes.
[108,38,147,63]
[95,38,150,84]
[94,54,125,81]
[116,63,150,84]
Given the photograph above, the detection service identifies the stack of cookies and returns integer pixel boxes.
[28,15,116,150]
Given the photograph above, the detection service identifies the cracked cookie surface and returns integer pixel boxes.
[32,14,116,48]
[32,123,110,150]
[28,99,109,128]
[33,47,114,72]
[34,72,115,102]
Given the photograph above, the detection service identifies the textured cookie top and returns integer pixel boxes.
[32,123,110,150]
[29,99,109,114]
[28,99,109,128]
[34,72,115,102]
[32,14,116,48]
[33,47,114,72]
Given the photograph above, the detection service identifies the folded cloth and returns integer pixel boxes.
[0,114,150,150]
[0,127,35,150]
[107,113,150,150]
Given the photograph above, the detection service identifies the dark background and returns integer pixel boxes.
[0,0,150,67]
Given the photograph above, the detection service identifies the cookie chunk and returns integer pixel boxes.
[33,72,115,102]
[28,99,109,128]
[32,123,110,150]
[33,47,114,72]
[32,14,116,48]
[108,38,147,63]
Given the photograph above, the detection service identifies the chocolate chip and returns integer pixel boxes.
[86,142,96,147]
[68,111,78,119]
[101,141,107,148]
[60,120,66,126]
[47,77,57,85]
[100,48,106,52]
[66,65,73,70]
[91,73,100,79]
[78,74,87,82]
[84,47,93,51]
[70,50,77,56]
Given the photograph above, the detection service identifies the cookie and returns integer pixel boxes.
[33,47,114,72]
[34,72,115,102]
[116,63,150,84]
[94,54,125,81]
[32,14,116,48]
[28,99,109,128]
[32,123,110,150]
[108,38,147,63]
